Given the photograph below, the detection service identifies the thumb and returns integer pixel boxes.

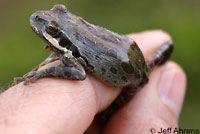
[105,61,186,134]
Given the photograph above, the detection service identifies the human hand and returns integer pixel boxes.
[0,30,186,134]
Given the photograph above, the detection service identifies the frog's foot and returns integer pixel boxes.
[146,41,173,71]
[13,71,51,85]
[12,77,27,86]
[22,71,39,85]
[14,65,86,85]
[12,71,38,85]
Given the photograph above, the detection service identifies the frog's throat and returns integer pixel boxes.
[43,32,73,58]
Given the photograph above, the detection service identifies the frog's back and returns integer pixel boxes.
[53,5,149,87]
[68,22,149,87]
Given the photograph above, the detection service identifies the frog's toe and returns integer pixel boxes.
[24,72,44,85]
[13,77,26,81]
[12,77,26,86]
[24,71,37,78]
[23,79,32,85]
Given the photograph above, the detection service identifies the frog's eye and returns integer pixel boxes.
[46,22,58,36]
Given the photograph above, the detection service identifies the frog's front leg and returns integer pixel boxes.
[12,52,58,85]
[14,56,86,85]
[23,65,86,85]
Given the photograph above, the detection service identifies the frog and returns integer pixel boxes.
[13,4,173,128]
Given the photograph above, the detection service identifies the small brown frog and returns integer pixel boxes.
[13,4,173,127]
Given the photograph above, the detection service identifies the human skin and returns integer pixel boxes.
[0,30,186,134]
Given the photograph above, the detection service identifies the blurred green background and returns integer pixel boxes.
[0,0,199,128]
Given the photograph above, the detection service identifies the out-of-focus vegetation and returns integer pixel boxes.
[0,0,199,128]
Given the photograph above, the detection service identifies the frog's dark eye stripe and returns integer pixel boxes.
[46,21,58,36]
[57,32,72,47]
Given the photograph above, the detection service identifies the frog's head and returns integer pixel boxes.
[30,5,76,55]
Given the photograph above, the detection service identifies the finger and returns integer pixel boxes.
[0,77,94,133]
[128,30,172,55]
[105,62,186,134]
[1,62,121,133]
[38,60,121,113]
[87,30,174,133]
[104,31,186,134]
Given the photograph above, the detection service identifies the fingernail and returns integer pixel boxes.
[158,63,186,117]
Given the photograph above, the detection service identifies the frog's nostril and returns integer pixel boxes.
[30,14,39,22]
